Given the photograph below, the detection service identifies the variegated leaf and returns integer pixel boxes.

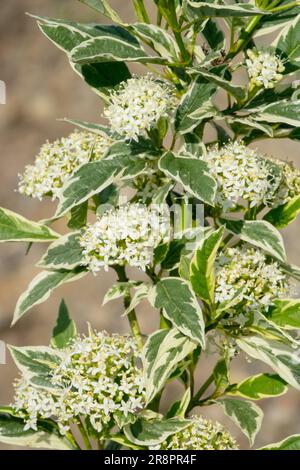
[237,336,300,391]
[159,151,217,206]
[216,398,263,446]
[38,232,83,270]
[0,208,59,243]
[13,270,86,325]
[143,328,197,403]
[190,226,224,305]
[221,219,286,262]
[150,278,205,346]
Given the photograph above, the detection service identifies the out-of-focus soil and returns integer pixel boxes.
[0,0,300,450]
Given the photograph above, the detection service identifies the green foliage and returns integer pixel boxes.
[51,300,77,349]
[228,373,288,400]
[0,411,76,449]
[216,398,263,446]
[190,226,224,306]
[0,208,59,242]
[13,270,86,324]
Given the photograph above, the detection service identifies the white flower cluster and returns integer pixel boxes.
[80,203,170,273]
[272,161,300,207]
[156,416,238,450]
[215,246,289,312]
[13,331,145,435]
[204,141,280,210]
[246,49,285,89]
[18,130,112,200]
[104,74,177,141]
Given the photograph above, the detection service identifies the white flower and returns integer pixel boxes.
[215,246,290,312]
[104,74,177,141]
[13,331,145,435]
[80,203,170,273]
[156,416,238,450]
[204,141,281,210]
[246,49,285,89]
[18,130,112,200]
[271,160,300,207]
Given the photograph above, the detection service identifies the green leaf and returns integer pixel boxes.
[159,151,217,206]
[9,345,61,388]
[216,398,263,446]
[151,278,205,347]
[256,3,300,38]
[273,14,300,66]
[190,226,224,305]
[175,78,217,134]
[51,300,77,349]
[228,373,288,400]
[221,219,286,262]
[71,35,170,65]
[228,116,274,138]
[36,18,131,95]
[253,100,300,128]
[56,142,147,217]
[78,0,122,23]
[213,358,230,392]
[0,413,76,449]
[268,299,300,330]
[201,19,224,49]
[184,1,271,19]
[102,282,134,305]
[143,328,197,403]
[248,311,295,346]
[61,118,113,137]
[67,201,88,230]
[109,434,142,450]
[237,336,300,391]
[260,434,300,450]
[122,284,149,317]
[124,417,190,447]
[38,232,83,270]
[0,208,59,243]
[179,254,192,281]
[264,196,300,229]
[281,262,300,282]
[188,68,246,101]
[166,389,191,418]
[13,270,86,325]
[131,23,178,59]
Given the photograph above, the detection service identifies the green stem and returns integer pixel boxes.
[270,1,300,13]
[66,429,81,450]
[167,2,190,63]
[228,0,283,57]
[77,419,92,450]
[113,265,143,349]
[132,0,150,23]
[157,9,163,27]
[188,374,214,412]
[228,15,262,58]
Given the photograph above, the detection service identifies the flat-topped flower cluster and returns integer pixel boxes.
[215,245,290,312]
[104,74,177,141]
[155,416,238,450]
[80,203,170,273]
[18,130,112,200]
[205,141,300,211]
[13,331,145,435]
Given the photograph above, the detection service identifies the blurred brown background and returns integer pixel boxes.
[0,0,300,450]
